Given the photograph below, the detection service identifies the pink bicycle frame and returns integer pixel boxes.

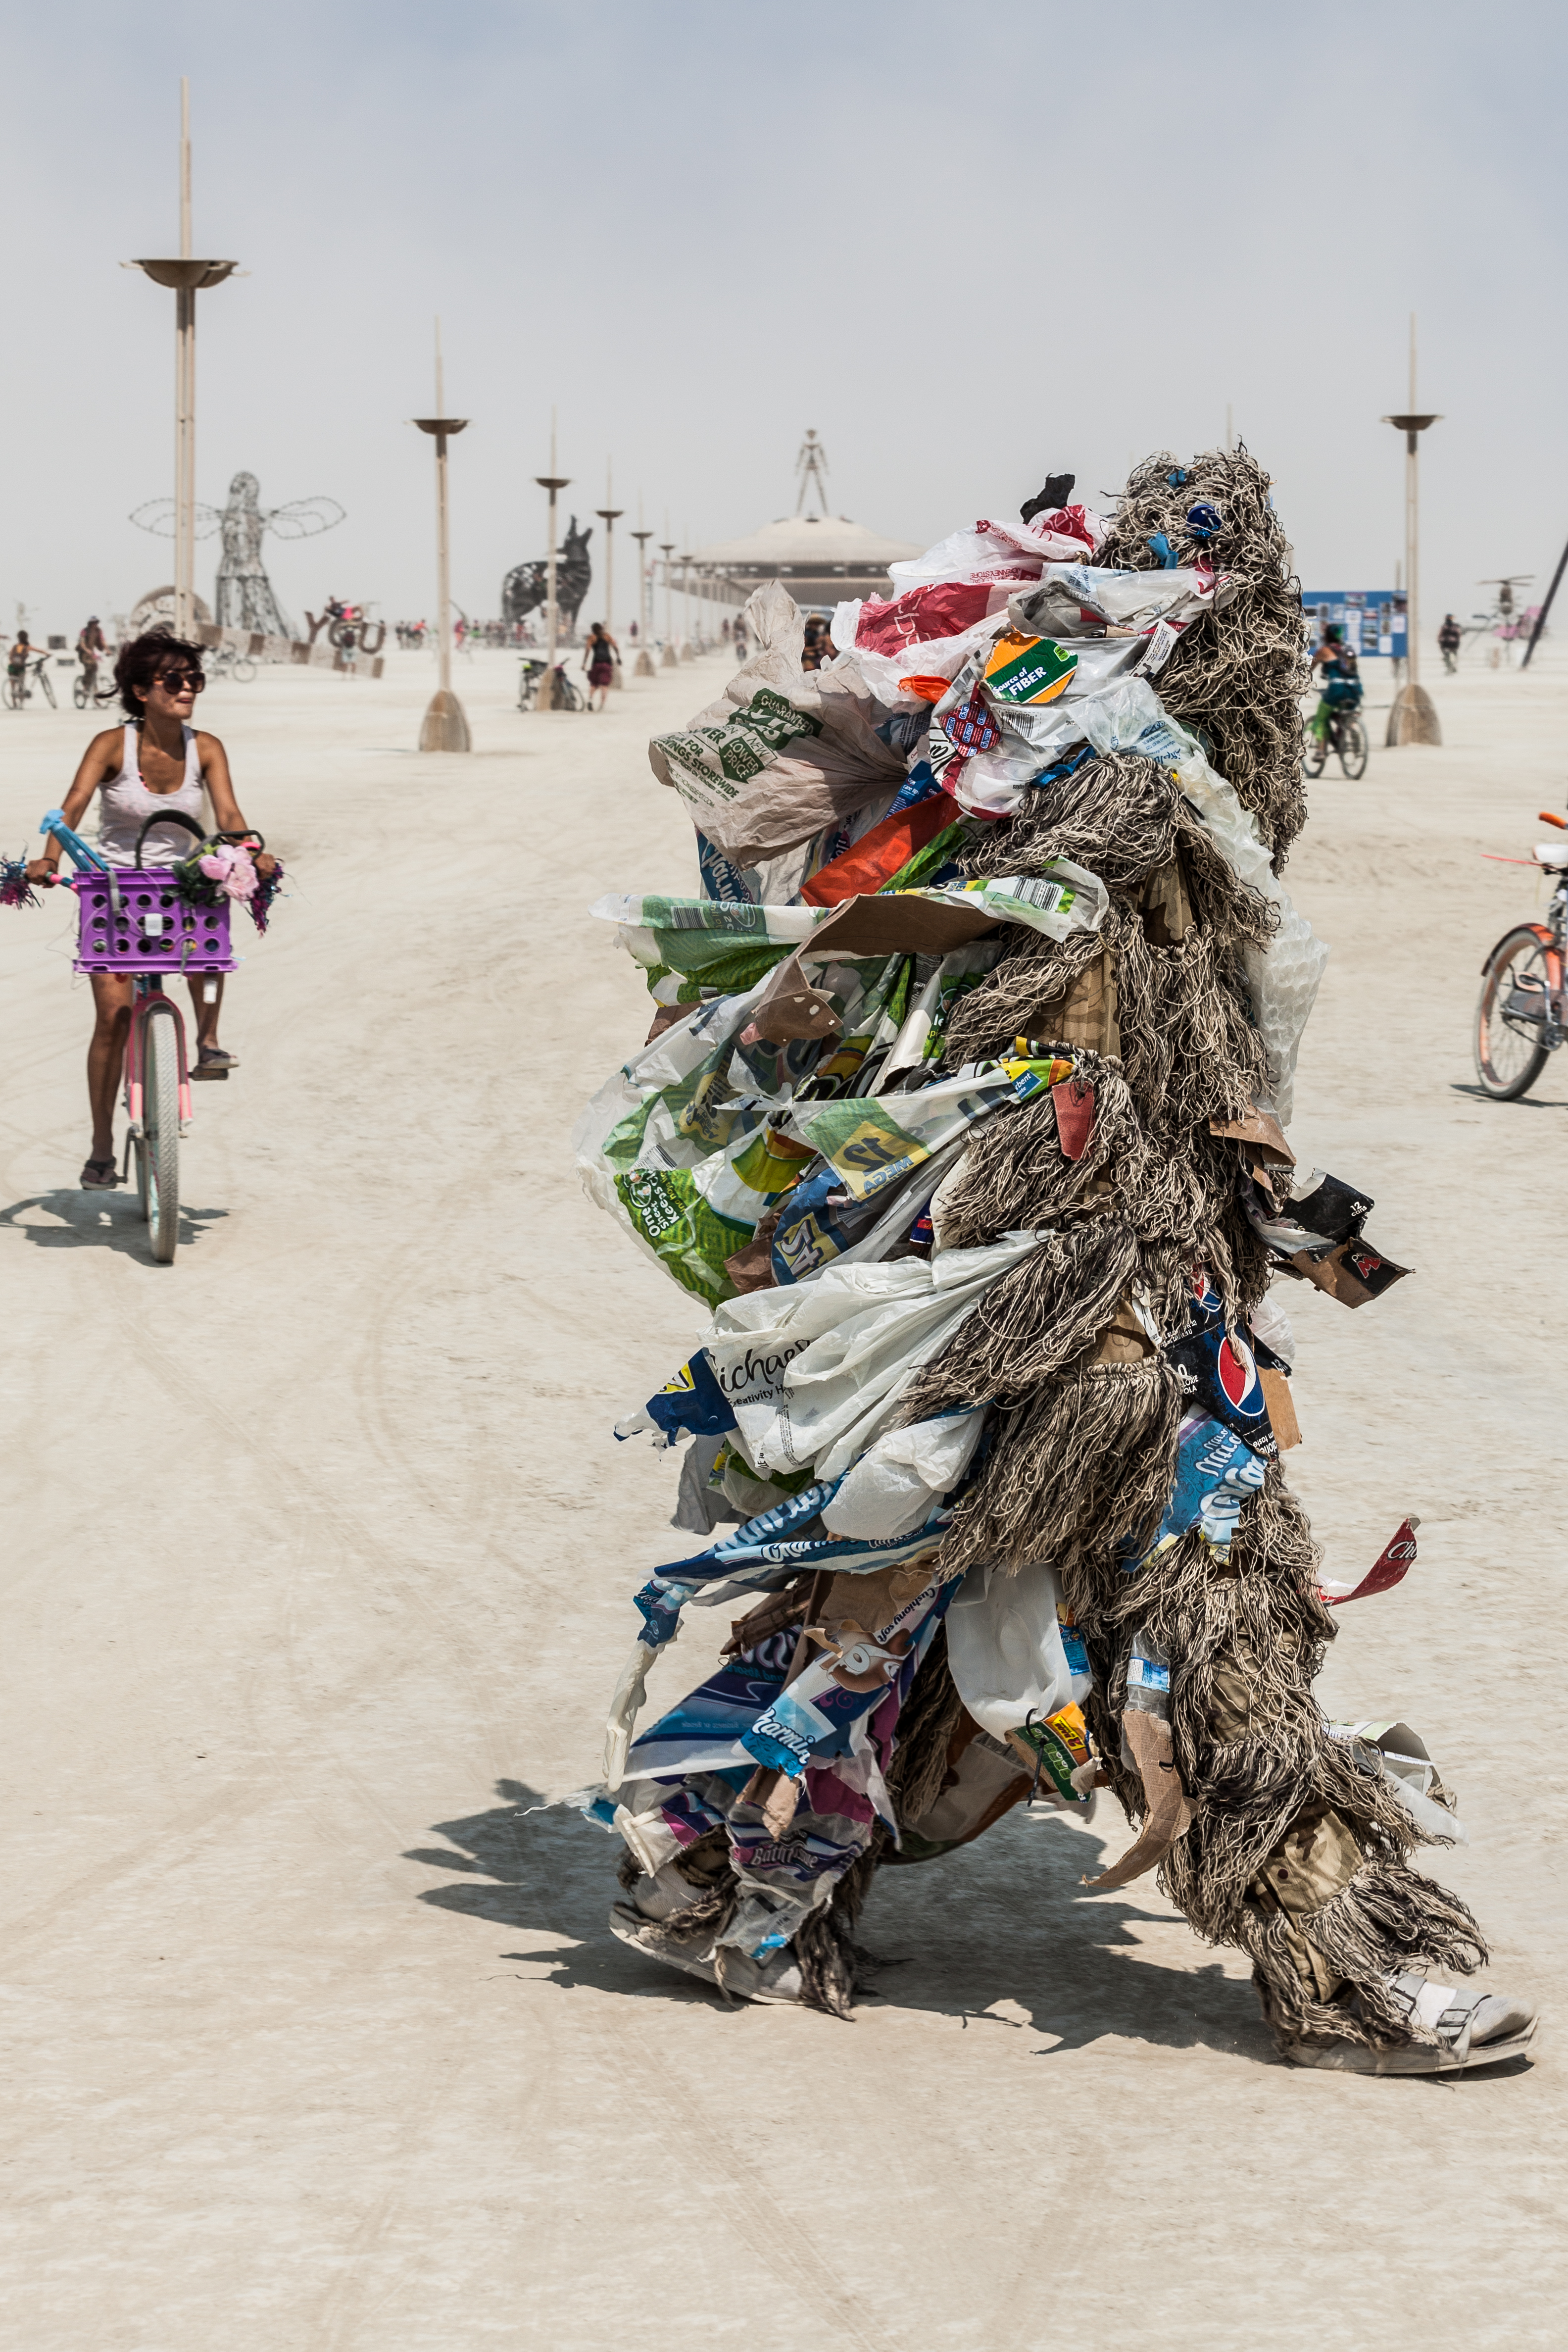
[122,980,194,1137]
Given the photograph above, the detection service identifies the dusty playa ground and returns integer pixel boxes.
[0,644,1563,2349]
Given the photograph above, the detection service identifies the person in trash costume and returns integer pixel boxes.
[572,449,1535,2076]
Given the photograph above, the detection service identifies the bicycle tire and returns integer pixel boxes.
[72,678,89,709]
[38,666,55,709]
[141,1007,182,1261]
[1339,718,1368,780]
[1474,925,1553,1101]
[1303,733,1328,778]
[232,658,256,684]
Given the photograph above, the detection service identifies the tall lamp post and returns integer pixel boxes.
[411,321,470,752]
[594,461,624,688]
[630,528,655,676]
[534,408,570,710]
[126,79,239,642]
[659,540,679,667]
[680,544,694,660]
[1382,313,1442,747]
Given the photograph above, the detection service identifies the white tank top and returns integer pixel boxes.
[96,725,206,867]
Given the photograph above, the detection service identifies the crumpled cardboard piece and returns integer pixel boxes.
[1288,1235,1410,1306]
[1026,944,1119,1055]
[805,891,1002,959]
[740,954,843,1046]
[1081,1709,1195,1891]
[1258,1365,1301,1449]
[1211,1104,1295,1167]
[724,1203,786,1295]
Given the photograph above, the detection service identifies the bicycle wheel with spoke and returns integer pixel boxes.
[1475,926,1553,1100]
[1339,718,1368,779]
[142,1007,182,1261]
[39,667,55,708]
[232,658,256,683]
[1303,733,1327,778]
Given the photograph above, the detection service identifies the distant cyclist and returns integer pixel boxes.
[77,616,107,701]
[1310,622,1361,748]
[24,631,277,1188]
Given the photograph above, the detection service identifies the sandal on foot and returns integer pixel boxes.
[79,1157,120,1190]
[193,1046,236,1080]
[1280,1970,1538,2073]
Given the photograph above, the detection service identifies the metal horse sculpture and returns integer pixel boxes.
[502,516,593,633]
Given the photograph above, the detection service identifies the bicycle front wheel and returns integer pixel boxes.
[140,1007,183,1260]
[1303,732,1327,778]
[38,667,55,708]
[232,657,256,683]
[1475,926,1553,1101]
[1339,718,1368,780]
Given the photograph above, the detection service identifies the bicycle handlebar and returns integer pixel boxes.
[39,810,107,872]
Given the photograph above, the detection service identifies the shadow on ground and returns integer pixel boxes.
[409,1781,1276,2062]
[0,1190,227,1256]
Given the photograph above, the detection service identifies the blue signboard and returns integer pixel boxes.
[1302,590,1407,659]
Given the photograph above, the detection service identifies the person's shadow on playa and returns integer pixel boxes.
[0,1190,227,1255]
[408,1781,1274,2059]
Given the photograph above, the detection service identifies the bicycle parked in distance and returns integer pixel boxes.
[1474,809,1568,1100]
[1304,691,1368,781]
[518,658,583,712]
[6,652,57,710]
[208,644,258,685]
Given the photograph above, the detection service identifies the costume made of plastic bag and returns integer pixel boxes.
[575,451,1493,2058]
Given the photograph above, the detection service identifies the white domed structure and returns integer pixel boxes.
[690,433,920,613]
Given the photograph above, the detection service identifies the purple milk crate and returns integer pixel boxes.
[73,869,238,976]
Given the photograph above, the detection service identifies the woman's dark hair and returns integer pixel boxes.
[113,630,205,718]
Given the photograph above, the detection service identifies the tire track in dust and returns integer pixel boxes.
[591,2011,907,2352]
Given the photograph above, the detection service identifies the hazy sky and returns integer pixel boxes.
[1,0,1562,642]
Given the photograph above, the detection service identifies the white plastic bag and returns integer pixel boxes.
[820,1407,987,1540]
[945,1559,1086,1740]
[705,1231,1042,1480]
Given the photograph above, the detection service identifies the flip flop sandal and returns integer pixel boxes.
[79,1157,120,1190]
[193,1046,237,1081]
[1281,1971,1538,2073]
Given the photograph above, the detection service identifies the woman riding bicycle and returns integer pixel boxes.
[1310,621,1362,746]
[24,631,276,1191]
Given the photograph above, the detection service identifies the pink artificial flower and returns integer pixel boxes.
[197,845,257,900]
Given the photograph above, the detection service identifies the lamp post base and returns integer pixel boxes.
[635,650,655,677]
[1385,682,1441,747]
[660,643,679,669]
[419,688,472,751]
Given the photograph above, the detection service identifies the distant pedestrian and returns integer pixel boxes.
[583,621,620,712]
[1439,613,1462,673]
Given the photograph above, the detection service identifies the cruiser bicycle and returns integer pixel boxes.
[1474,809,1568,1100]
[40,807,245,1262]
